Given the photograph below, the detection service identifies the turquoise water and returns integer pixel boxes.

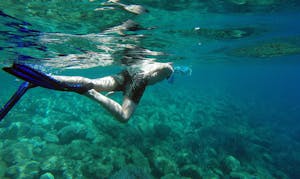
[1,0,300,178]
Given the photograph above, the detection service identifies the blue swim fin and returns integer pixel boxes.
[0,82,33,121]
[3,63,92,94]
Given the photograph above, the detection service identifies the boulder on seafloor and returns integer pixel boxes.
[57,123,88,144]
[27,125,47,137]
[179,164,203,179]
[40,172,55,179]
[41,156,84,178]
[128,148,150,172]
[109,165,152,179]
[229,171,254,179]
[202,169,220,179]
[0,122,31,139]
[40,156,63,171]
[43,133,59,143]
[161,173,190,179]
[82,159,113,178]
[65,140,92,160]
[0,160,7,177]
[153,123,172,139]
[2,142,34,165]
[6,160,40,179]
[176,151,193,167]
[222,155,241,173]
[153,156,178,175]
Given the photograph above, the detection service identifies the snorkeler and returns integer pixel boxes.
[0,62,176,122]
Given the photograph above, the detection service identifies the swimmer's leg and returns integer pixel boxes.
[84,77,146,122]
[85,89,137,122]
[52,75,123,92]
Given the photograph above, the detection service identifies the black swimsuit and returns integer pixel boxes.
[112,70,147,104]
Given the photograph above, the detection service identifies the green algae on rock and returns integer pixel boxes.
[179,164,203,179]
[168,27,259,40]
[228,0,278,5]
[222,155,241,173]
[194,27,257,40]
[229,42,300,58]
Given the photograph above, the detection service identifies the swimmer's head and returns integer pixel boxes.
[141,62,173,85]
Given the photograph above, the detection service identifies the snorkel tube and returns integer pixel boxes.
[167,66,192,84]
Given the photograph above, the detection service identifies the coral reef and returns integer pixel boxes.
[0,87,297,178]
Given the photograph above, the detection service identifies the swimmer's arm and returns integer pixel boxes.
[85,89,136,123]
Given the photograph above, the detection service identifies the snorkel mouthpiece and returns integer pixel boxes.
[174,66,192,76]
[167,66,192,84]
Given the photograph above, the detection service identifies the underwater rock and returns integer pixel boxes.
[212,168,224,177]
[2,142,34,165]
[222,155,241,173]
[176,151,193,167]
[40,172,55,179]
[154,156,178,175]
[82,159,113,178]
[195,27,256,40]
[0,160,7,177]
[262,153,273,163]
[41,155,84,178]
[161,173,189,179]
[96,147,127,170]
[57,123,88,144]
[202,169,220,179]
[39,143,62,157]
[64,140,91,160]
[228,0,277,6]
[153,123,172,139]
[43,133,59,143]
[109,165,152,179]
[229,171,253,179]
[179,164,203,179]
[40,156,62,171]
[53,120,69,131]
[229,42,300,58]
[205,158,219,170]
[205,147,218,157]
[228,0,247,5]
[0,122,30,139]
[129,148,150,172]
[6,160,40,179]
[27,125,47,137]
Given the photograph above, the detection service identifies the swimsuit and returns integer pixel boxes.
[112,70,147,104]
